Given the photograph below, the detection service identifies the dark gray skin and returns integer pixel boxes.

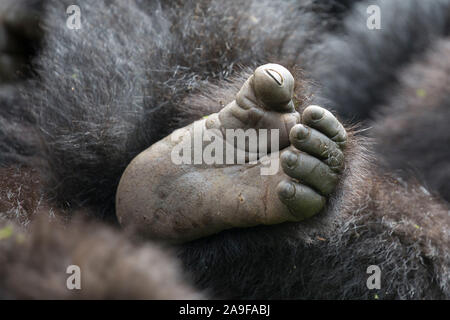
[116,64,347,243]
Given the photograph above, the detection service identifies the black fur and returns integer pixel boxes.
[0,85,39,165]
[306,0,450,202]
[372,39,450,203]
[310,0,450,121]
[0,0,43,166]
[0,0,448,299]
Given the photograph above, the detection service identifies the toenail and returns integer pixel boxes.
[265,69,283,86]
[310,108,324,120]
[278,181,296,199]
[295,125,309,140]
[253,64,294,111]
[282,151,297,167]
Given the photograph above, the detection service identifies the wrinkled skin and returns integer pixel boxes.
[116,64,347,243]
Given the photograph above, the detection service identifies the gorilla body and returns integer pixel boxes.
[0,0,449,299]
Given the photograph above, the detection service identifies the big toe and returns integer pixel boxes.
[215,63,299,151]
[253,63,295,112]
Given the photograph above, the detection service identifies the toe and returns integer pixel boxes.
[216,63,299,151]
[276,179,326,220]
[302,105,347,148]
[281,149,339,195]
[253,63,295,112]
[289,124,345,172]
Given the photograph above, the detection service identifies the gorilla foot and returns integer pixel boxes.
[116,64,347,243]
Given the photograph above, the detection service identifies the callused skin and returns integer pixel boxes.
[116,64,347,243]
